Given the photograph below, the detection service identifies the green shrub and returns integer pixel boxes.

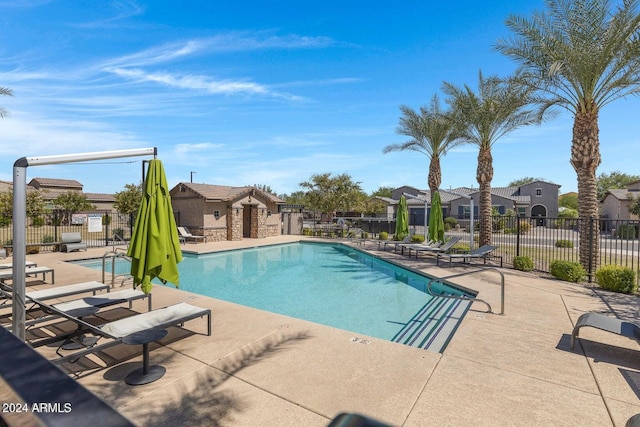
[617,224,637,239]
[31,217,44,227]
[518,220,531,234]
[26,245,40,255]
[595,265,637,294]
[394,233,408,241]
[555,239,574,248]
[504,228,516,235]
[379,232,388,240]
[452,243,470,253]
[41,235,55,244]
[302,228,312,236]
[513,256,533,272]
[362,231,369,239]
[443,217,457,231]
[102,214,112,225]
[0,216,10,227]
[411,234,425,243]
[549,260,586,283]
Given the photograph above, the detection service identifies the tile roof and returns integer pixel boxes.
[175,183,285,203]
[28,178,83,189]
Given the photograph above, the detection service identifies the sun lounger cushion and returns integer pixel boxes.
[100,302,210,338]
[53,289,150,313]
[0,261,36,270]
[26,282,110,301]
[0,266,55,283]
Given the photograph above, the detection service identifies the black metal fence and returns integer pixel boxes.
[326,215,640,285]
[0,210,134,253]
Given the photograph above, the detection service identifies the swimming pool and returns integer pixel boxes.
[72,242,474,352]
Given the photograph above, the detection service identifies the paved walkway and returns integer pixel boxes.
[6,236,640,426]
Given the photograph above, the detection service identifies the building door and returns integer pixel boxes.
[243,206,252,238]
[531,205,547,226]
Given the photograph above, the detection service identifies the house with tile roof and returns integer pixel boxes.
[169,183,288,241]
[2,177,116,210]
[600,180,640,221]
[389,180,561,227]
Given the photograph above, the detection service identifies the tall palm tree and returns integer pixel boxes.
[443,71,546,246]
[495,0,640,271]
[383,94,462,196]
[0,87,13,118]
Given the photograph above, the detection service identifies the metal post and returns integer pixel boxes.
[469,198,475,251]
[588,217,594,283]
[516,213,521,257]
[12,147,156,340]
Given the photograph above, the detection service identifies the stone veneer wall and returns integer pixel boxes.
[204,228,227,242]
[251,207,268,238]
[228,206,243,241]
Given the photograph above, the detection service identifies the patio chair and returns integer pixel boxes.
[0,260,37,270]
[177,226,206,243]
[40,300,211,365]
[379,235,411,252]
[0,281,111,310]
[25,288,152,329]
[406,236,462,258]
[436,245,502,267]
[0,266,55,283]
[399,240,441,255]
[60,232,87,253]
[571,312,640,349]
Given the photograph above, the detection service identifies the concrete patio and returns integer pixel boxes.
[4,235,640,426]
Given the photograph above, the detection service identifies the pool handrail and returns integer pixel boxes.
[428,267,505,315]
[102,248,132,287]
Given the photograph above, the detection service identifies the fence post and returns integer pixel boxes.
[516,215,520,257]
[588,217,594,283]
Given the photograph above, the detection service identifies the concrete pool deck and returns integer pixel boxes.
[5,235,640,426]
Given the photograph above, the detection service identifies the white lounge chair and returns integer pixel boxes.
[436,245,502,267]
[0,266,55,283]
[406,236,462,258]
[42,301,211,365]
[177,226,206,243]
[25,288,152,328]
[0,260,37,270]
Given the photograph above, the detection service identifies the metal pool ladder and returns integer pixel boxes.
[102,247,133,287]
[427,267,505,315]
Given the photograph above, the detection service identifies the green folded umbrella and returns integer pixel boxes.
[428,191,445,243]
[127,159,183,294]
[395,195,409,240]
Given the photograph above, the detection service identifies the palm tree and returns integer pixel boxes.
[495,0,640,271]
[442,71,546,247]
[0,87,13,118]
[383,94,462,196]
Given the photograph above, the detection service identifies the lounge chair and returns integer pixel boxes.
[571,312,640,349]
[0,281,110,308]
[40,300,211,365]
[436,245,502,267]
[0,260,37,269]
[405,236,462,258]
[177,226,206,243]
[378,235,412,252]
[25,288,152,329]
[0,266,55,283]
[400,240,441,255]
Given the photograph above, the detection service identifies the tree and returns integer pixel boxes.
[299,173,362,221]
[496,0,640,270]
[597,171,640,200]
[53,191,95,225]
[114,183,143,216]
[383,95,462,196]
[630,193,640,217]
[508,177,546,187]
[370,186,394,198]
[0,87,13,119]
[443,71,546,246]
[284,191,308,206]
[0,190,47,225]
[251,184,275,195]
[559,192,579,210]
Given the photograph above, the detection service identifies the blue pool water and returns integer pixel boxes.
[72,242,474,352]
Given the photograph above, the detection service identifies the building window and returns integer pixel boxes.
[463,206,471,219]
[517,207,526,216]
[535,188,542,197]
[214,210,220,219]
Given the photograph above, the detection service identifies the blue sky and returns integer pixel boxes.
[1,1,639,197]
